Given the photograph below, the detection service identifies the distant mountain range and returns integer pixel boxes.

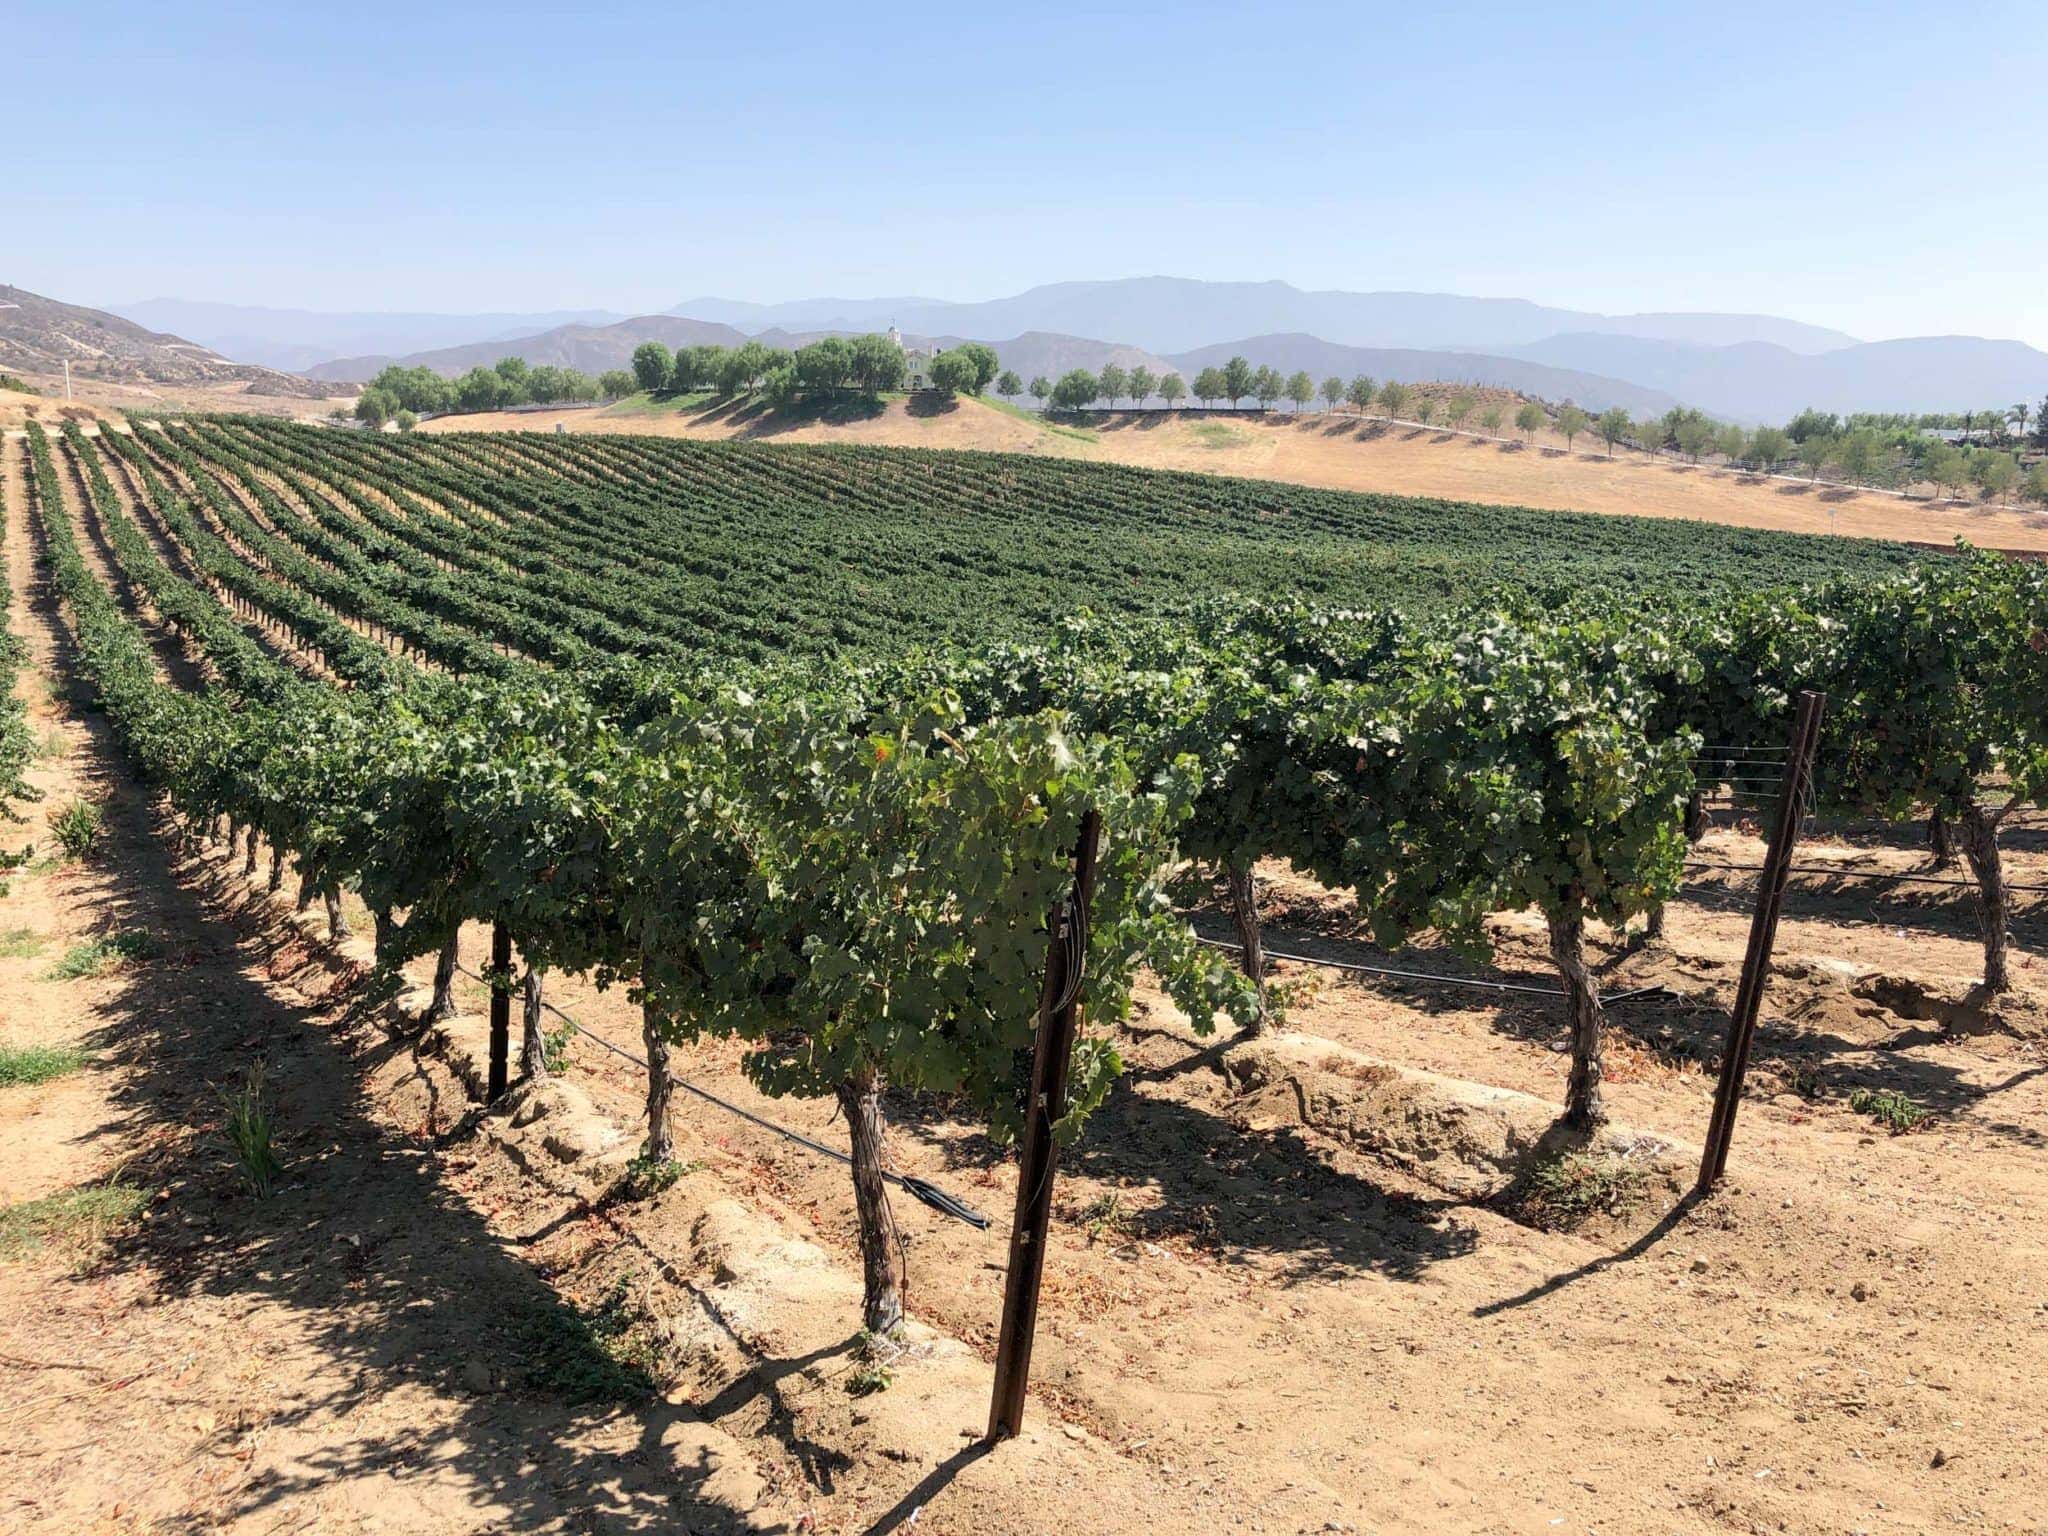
[683,278,1861,359]
[100,276,2048,422]
[1163,335,1682,417]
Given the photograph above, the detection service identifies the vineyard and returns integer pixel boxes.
[7,417,2048,1530]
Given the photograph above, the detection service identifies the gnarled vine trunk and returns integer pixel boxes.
[296,872,316,913]
[520,966,549,1081]
[1547,905,1607,1130]
[640,999,676,1163]
[323,884,352,940]
[242,829,260,879]
[426,929,460,1022]
[1225,858,1267,1034]
[372,906,395,956]
[267,846,285,894]
[1959,803,2011,992]
[1929,808,1956,866]
[838,1065,906,1335]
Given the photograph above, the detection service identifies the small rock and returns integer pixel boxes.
[1690,1258,1710,1275]
[1931,1448,1949,1469]
[1851,1281,1871,1302]
[459,1359,494,1394]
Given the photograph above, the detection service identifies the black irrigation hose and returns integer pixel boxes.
[452,963,991,1230]
[1197,936,1670,1004]
[1685,859,2048,895]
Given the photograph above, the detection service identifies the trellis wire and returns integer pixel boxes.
[451,962,990,1230]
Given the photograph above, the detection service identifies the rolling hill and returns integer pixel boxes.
[0,284,326,397]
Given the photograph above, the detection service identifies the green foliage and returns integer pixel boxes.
[0,1182,145,1261]
[631,341,673,393]
[1096,362,1128,406]
[0,1044,86,1086]
[1221,356,1253,405]
[220,1061,284,1196]
[1555,404,1589,449]
[49,797,105,859]
[995,369,1022,399]
[49,929,158,980]
[355,387,399,428]
[0,926,45,957]
[1849,1086,1929,1134]
[516,1276,661,1402]
[1049,368,1099,411]
[1158,372,1186,407]
[1514,400,1544,439]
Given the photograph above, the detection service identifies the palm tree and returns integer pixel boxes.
[2011,403,2031,442]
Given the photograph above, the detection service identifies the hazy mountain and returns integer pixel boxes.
[674,277,1861,358]
[1165,334,1683,417]
[0,284,327,396]
[305,316,752,383]
[669,295,945,332]
[111,299,633,373]
[1506,333,2048,422]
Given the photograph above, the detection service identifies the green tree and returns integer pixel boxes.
[599,369,635,399]
[1635,415,1664,456]
[1674,417,1715,463]
[354,387,399,428]
[454,366,509,413]
[1555,404,1589,451]
[2024,462,2048,507]
[996,369,1022,400]
[1414,396,1437,426]
[1159,372,1187,409]
[1595,406,1630,457]
[1286,371,1315,412]
[392,408,417,433]
[1346,375,1376,413]
[1921,443,1965,499]
[1249,365,1281,410]
[1447,393,1476,430]
[928,350,977,395]
[1049,368,1100,411]
[1127,365,1156,406]
[1975,450,2021,505]
[1028,374,1051,406]
[1834,430,1882,486]
[954,342,1000,394]
[1715,423,1750,465]
[1796,433,1835,481]
[1097,363,1129,407]
[1221,355,1254,406]
[1786,408,1840,443]
[631,341,674,393]
[1193,367,1226,407]
[1514,401,1545,442]
[846,334,907,395]
[1479,404,1505,434]
[795,337,854,394]
[1749,426,1791,471]
[1322,376,1346,413]
[1379,380,1412,419]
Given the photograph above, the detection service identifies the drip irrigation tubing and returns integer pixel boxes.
[452,963,990,1230]
[1685,859,2048,895]
[1196,937,1669,1003]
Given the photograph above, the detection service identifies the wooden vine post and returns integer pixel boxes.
[1698,690,1825,1191]
[987,808,1102,1444]
[488,920,512,1101]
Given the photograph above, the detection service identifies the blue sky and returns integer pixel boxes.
[9,1,2046,345]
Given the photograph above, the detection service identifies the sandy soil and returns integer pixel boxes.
[0,370,353,432]
[8,425,2048,1533]
[427,395,2048,554]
